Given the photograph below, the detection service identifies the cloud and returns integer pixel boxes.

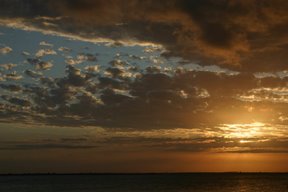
[39,41,53,47]
[0,84,22,92]
[0,1,288,130]
[65,58,80,65]
[65,53,97,65]
[239,87,288,103]
[0,59,286,129]
[0,46,12,55]
[36,61,53,70]
[2,1,288,155]
[0,139,97,150]
[1,0,288,71]
[58,46,72,52]
[0,37,287,131]
[1,95,31,107]
[35,48,57,58]
[25,71,236,127]
[85,65,100,73]
[24,69,43,78]
[27,58,54,70]
[21,51,30,56]
[0,56,287,155]
[0,63,17,70]
[4,72,22,80]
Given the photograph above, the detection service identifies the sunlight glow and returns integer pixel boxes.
[220,122,266,139]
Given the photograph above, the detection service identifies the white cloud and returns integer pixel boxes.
[58,47,72,52]
[35,61,53,70]
[4,72,22,80]
[0,63,17,70]
[239,87,288,103]
[65,57,82,65]
[24,69,43,78]
[65,54,95,65]
[85,65,100,73]
[35,49,57,58]
[0,18,162,48]
[22,51,30,56]
[39,41,54,47]
[0,46,12,55]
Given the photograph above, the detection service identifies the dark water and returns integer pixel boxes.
[0,173,288,192]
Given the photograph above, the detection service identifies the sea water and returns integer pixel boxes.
[0,173,287,192]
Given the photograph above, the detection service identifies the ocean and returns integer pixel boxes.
[0,173,287,192]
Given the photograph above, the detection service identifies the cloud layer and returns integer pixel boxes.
[0,1,288,155]
[1,0,288,71]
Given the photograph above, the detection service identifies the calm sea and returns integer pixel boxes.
[0,173,287,192]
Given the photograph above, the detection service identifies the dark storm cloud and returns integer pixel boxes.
[1,0,288,71]
[0,0,53,17]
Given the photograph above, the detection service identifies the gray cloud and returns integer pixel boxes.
[1,0,288,71]
[1,96,30,107]
[4,72,23,81]
[24,69,43,78]
[0,61,285,129]
[1,0,288,157]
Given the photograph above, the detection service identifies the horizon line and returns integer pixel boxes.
[1,172,288,176]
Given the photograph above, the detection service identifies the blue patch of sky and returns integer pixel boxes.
[0,25,182,103]
[0,25,174,80]
[0,25,242,94]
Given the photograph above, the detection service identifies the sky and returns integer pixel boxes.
[0,0,288,173]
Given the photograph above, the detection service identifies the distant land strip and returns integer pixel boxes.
[1,172,288,176]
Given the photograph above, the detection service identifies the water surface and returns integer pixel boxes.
[0,173,287,192]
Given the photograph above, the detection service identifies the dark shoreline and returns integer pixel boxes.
[1,172,288,176]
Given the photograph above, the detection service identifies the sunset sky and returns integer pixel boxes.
[0,0,288,173]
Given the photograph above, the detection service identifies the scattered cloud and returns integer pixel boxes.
[39,41,53,47]
[0,63,17,70]
[1,95,30,107]
[22,51,30,56]
[58,46,72,52]
[27,58,54,70]
[85,65,100,73]
[0,84,22,92]
[35,48,57,58]
[0,61,286,129]
[1,0,288,71]
[4,72,22,80]
[65,53,97,65]
[0,46,12,55]
[1,0,288,155]
[24,69,43,78]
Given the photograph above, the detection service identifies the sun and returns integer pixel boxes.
[219,122,266,141]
